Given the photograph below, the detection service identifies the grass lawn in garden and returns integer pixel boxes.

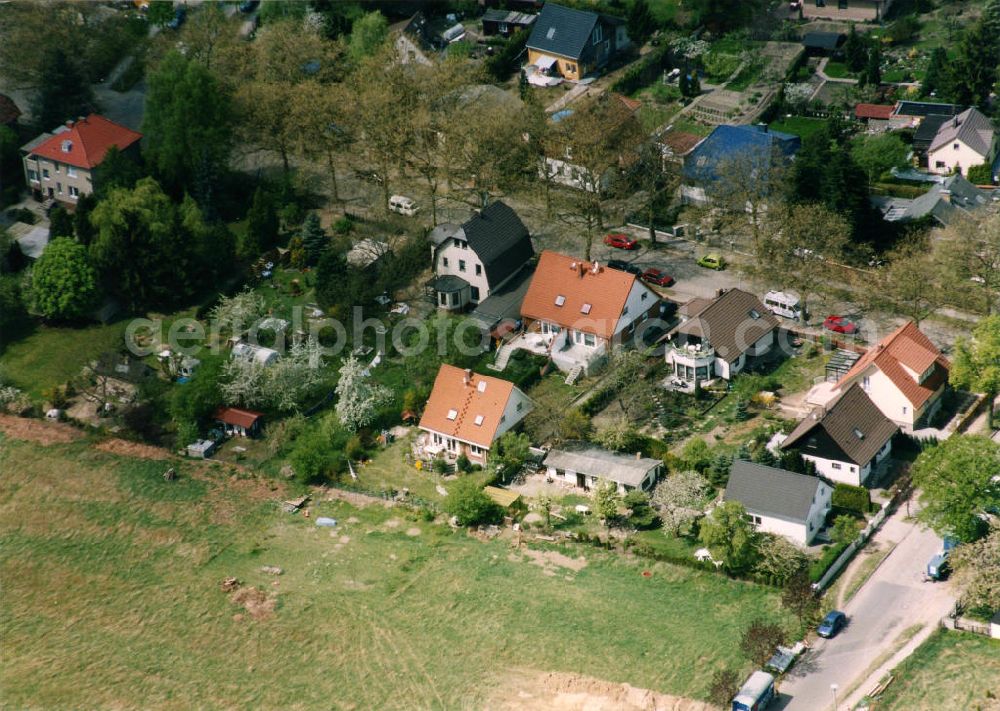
[0,437,796,709]
[638,100,682,133]
[725,61,763,92]
[822,61,854,79]
[668,117,713,137]
[0,320,127,398]
[877,629,1000,710]
[769,116,827,139]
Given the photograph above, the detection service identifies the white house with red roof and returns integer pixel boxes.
[418,365,532,466]
[833,321,950,432]
[515,250,660,377]
[21,114,142,207]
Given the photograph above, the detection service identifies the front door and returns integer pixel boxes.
[577,473,586,489]
[47,187,54,198]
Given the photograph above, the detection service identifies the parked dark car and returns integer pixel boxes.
[608,259,642,276]
[604,233,638,250]
[817,610,847,638]
[166,6,186,29]
[641,267,675,287]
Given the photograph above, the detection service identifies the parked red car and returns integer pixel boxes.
[604,233,638,250]
[641,268,675,287]
[824,315,858,334]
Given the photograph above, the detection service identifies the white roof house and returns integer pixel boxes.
[544,445,662,494]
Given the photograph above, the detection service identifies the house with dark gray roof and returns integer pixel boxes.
[724,460,831,545]
[780,384,897,486]
[872,174,998,227]
[801,31,845,55]
[663,289,779,390]
[525,3,629,81]
[544,444,662,494]
[927,108,996,178]
[482,8,536,38]
[428,201,534,312]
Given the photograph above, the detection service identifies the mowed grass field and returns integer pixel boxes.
[878,629,1000,710]
[0,435,793,709]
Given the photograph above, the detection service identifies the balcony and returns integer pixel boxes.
[665,342,717,391]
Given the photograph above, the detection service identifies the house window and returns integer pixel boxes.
[592,25,603,44]
[69,186,79,198]
[584,333,596,347]
[55,164,60,173]
[832,462,842,470]
[470,286,480,301]
[459,259,466,272]
[849,466,856,473]
[516,402,523,412]
[747,514,762,525]
[67,166,77,178]
[439,293,447,307]
[43,168,50,180]
[935,161,946,169]
[862,375,871,391]
[56,182,62,194]
[641,292,648,301]
[475,264,482,276]
[450,292,459,307]
[443,257,449,268]
[499,21,508,33]
[953,143,960,150]
[902,406,908,415]
[622,305,629,315]
[27,169,37,181]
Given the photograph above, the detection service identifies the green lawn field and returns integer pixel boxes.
[878,629,1000,710]
[0,435,794,709]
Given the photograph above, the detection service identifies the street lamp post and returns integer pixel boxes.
[831,682,839,710]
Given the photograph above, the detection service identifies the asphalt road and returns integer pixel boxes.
[774,513,955,711]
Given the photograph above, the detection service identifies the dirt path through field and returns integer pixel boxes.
[0,414,82,444]
[485,670,717,711]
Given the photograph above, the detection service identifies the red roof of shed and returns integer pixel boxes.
[855,103,895,121]
[214,407,263,429]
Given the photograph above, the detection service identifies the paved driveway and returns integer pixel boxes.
[774,511,955,711]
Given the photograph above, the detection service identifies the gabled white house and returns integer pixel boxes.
[663,289,779,391]
[418,365,532,466]
[428,201,534,312]
[927,107,997,177]
[724,460,831,546]
[833,321,949,433]
[517,250,660,376]
[780,384,898,487]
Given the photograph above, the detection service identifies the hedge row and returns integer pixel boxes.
[808,541,849,582]
[610,44,673,96]
[832,483,872,515]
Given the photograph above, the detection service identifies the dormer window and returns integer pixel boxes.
[474,415,484,426]
[581,303,592,314]
[477,381,487,393]
[853,428,864,439]
[61,140,72,153]
[546,26,556,40]
[446,409,458,420]
[749,309,761,319]
[555,295,566,307]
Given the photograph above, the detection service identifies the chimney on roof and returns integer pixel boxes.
[952,116,959,128]
[65,120,74,128]
[463,368,472,386]
[591,261,600,274]
[77,116,86,123]
[635,451,641,460]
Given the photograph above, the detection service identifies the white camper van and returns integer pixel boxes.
[389,195,419,216]
[763,291,804,321]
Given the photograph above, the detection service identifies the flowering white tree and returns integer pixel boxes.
[220,340,325,411]
[209,289,267,336]
[652,470,711,535]
[335,356,391,431]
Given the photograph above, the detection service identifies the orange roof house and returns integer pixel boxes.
[418,365,532,464]
[21,114,142,207]
[835,321,950,432]
[855,103,895,121]
[521,250,658,340]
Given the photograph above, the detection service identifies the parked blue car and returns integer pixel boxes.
[817,610,847,638]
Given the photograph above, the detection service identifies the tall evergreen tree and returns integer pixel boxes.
[240,187,278,259]
[859,44,881,88]
[33,48,96,131]
[950,21,999,109]
[627,0,656,45]
[843,25,867,72]
[48,206,75,241]
[922,47,948,98]
[300,213,328,265]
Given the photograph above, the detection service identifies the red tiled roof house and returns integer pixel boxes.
[833,322,950,432]
[21,114,142,208]
[418,365,532,466]
[519,250,660,376]
[214,407,264,438]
